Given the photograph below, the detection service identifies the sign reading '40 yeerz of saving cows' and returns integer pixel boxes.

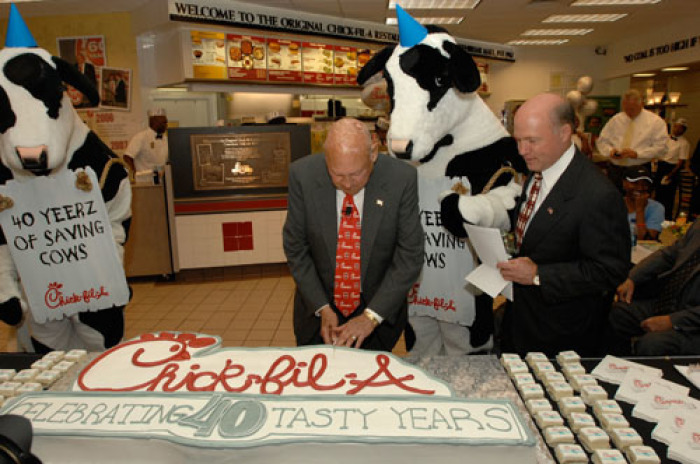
[0,168,129,323]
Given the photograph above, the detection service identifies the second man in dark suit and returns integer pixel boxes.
[497,93,631,356]
[283,118,423,351]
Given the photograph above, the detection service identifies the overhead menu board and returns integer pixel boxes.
[266,38,302,83]
[187,29,384,87]
[190,31,227,80]
[333,45,358,86]
[227,33,267,81]
[190,132,291,191]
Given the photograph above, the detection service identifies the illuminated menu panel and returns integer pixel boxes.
[227,34,267,81]
[190,31,227,80]
[266,38,303,83]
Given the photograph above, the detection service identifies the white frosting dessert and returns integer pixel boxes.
[568,412,596,432]
[558,396,586,418]
[43,351,65,362]
[65,349,88,362]
[526,398,552,415]
[0,334,539,464]
[506,361,530,376]
[547,381,574,400]
[581,385,608,405]
[592,449,627,464]
[52,360,76,373]
[35,369,62,387]
[501,353,522,366]
[578,426,610,452]
[543,372,567,385]
[599,413,629,432]
[0,381,21,397]
[562,363,586,381]
[544,426,575,446]
[0,369,16,382]
[593,399,623,419]
[533,361,556,379]
[609,427,643,451]
[525,352,549,367]
[625,445,660,464]
[556,351,581,366]
[534,410,564,429]
[571,374,598,392]
[15,382,42,394]
[554,443,587,463]
[13,368,39,382]
[513,373,536,386]
[31,359,55,372]
[519,383,545,400]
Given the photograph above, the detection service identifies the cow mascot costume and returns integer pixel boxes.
[0,5,131,353]
[358,6,526,356]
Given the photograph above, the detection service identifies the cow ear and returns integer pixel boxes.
[443,41,480,93]
[357,46,395,85]
[51,56,100,106]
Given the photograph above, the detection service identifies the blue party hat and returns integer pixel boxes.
[396,4,427,47]
[5,4,37,48]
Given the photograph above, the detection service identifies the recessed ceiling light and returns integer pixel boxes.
[661,67,689,72]
[388,0,481,9]
[543,14,627,22]
[632,73,656,77]
[386,17,464,25]
[522,29,593,36]
[572,0,660,5]
[507,39,569,46]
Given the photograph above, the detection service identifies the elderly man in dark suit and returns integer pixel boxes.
[283,118,423,351]
[609,221,700,355]
[497,93,631,357]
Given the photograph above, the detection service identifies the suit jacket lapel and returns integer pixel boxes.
[520,151,584,254]
[311,159,339,267]
[360,158,387,285]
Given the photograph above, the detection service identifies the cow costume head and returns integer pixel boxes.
[358,5,490,166]
[0,4,98,177]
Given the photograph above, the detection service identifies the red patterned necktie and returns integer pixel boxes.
[515,173,543,250]
[334,194,361,317]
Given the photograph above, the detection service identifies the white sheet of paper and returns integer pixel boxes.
[463,224,512,300]
[675,365,700,391]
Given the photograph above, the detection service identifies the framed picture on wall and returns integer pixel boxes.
[57,35,106,110]
[99,67,131,111]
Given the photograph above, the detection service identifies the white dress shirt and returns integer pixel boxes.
[662,135,690,165]
[522,142,576,235]
[596,109,668,166]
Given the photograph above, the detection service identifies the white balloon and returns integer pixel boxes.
[580,99,598,116]
[567,90,583,109]
[577,76,594,94]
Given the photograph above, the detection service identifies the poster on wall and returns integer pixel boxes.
[333,45,358,86]
[477,63,489,95]
[190,31,227,80]
[584,96,621,136]
[190,132,291,191]
[227,34,267,81]
[302,42,334,85]
[267,38,302,83]
[80,110,141,157]
[57,35,106,110]
[99,67,131,111]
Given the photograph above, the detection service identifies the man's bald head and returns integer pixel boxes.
[324,118,378,196]
[513,93,574,173]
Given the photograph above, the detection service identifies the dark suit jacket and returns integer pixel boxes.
[503,149,631,356]
[283,153,424,349]
[630,220,700,332]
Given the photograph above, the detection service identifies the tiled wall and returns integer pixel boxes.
[176,210,287,269]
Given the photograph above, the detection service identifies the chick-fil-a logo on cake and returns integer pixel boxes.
[691,432,700,450]
[45,282,109,310]
[633,379,652,392]
[76,332,453,397]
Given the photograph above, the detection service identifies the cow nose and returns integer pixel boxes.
[390,139,413,160]
[16,146,49,173]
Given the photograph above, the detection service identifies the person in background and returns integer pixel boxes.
[623,165,665,242]
[75,51,96,89]
[572,115,593,160]
[497,93,630,357]
[283,118,423,351]
[656,118,690,220]
[609,220,700,356]
[596,89,668,192]
[123,108,168,174]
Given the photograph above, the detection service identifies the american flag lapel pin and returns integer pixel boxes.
[547,207,554,215]
[376,199,383,207]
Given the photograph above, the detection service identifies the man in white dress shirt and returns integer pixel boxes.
[124,108,169,174]
[596,89,668,192]
[656,118,690,219]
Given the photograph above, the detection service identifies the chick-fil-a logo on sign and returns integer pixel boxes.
[76,332,454,397]
[45,282,109,309]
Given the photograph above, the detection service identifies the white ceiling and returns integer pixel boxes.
[0,0,694,49]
